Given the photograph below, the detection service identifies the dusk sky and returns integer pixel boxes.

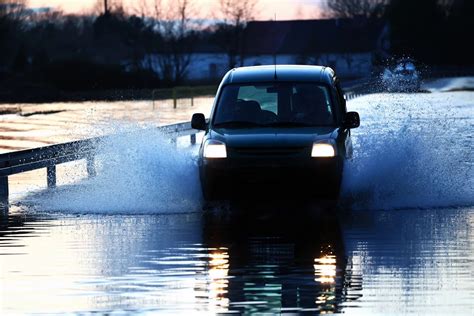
[27,0,326,20]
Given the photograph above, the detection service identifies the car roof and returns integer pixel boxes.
[222,65,336,85]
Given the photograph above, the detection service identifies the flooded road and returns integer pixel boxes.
[0,96,214,153]
[1,83,473,314]
[1,206,472,314]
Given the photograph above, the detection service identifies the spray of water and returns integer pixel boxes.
[341,91,473,210]
[21,85,473,214]
[25,123,202,214]
[380,59,422,93]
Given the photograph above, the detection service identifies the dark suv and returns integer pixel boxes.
[191,65,359,200]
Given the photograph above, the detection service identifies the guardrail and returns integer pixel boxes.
[0,121,199,209]
[343,77,377,100]
[151,86,217,109]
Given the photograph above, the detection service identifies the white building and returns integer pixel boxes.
[143,18,389,82]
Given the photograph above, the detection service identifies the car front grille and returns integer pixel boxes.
[229,146,306,157]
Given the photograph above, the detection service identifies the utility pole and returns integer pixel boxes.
[104,0,109,14]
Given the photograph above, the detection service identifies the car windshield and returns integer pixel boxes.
[213,83,335,127]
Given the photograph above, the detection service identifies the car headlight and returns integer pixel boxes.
[311,142,335,157]
[203,139,227,158]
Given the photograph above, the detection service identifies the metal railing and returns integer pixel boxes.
[0,121,199,209]
[342,77,377,100]
[151,86,217,109]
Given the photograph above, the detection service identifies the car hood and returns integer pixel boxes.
[210,127,339,148]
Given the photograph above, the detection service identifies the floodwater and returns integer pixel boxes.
[1,82,473,314]
[0,96,214,153]
[1,206,472,315]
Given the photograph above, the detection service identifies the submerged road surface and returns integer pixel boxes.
[0,90,473,314]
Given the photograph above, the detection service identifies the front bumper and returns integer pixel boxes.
[199,156,343,197]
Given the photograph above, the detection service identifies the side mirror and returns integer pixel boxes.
[343,111,360,129]
[191,113,206,130]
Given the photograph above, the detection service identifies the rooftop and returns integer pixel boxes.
[243,18,385,55]
[222,65,336,85]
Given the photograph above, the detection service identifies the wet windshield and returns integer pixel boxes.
[213,83,335,127]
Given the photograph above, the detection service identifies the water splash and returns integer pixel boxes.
[25,123,202,214]
[21,90,474,213]
[341,91,474,210]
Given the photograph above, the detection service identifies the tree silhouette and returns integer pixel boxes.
[324,0,388,18]
[217,0,259,69]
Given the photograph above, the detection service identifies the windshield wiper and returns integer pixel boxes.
[213,121,265,128]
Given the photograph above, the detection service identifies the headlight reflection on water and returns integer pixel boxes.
[314,255,337,284]
[314,246,338,309]
[207,248,230,309]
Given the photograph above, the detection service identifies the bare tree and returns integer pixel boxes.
[324,0,389,18]
[217,0,259,69]
[219,0,258,27]
[93,0,125,15]
[0,0,26,19]
[143,0,196,84]
[93,0,108,15]
[134,0,149,18]
[0,0,27,70]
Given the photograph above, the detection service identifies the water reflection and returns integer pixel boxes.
[1,205,473,314]
[0,209,205,314]
[194,248,230,313]
[200,202,351,314]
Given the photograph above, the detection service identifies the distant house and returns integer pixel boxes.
[240,19,390,78]
[145,18,390,82]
